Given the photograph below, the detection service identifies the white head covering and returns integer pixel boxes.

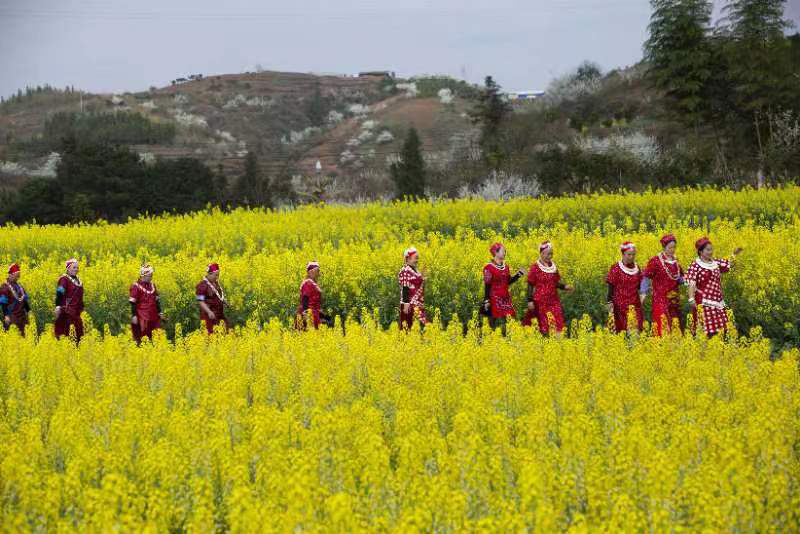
[140,264,154,277]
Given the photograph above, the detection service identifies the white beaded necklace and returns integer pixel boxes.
[695,257,718,271]
[618,261,639,276]
[537,259,557,274]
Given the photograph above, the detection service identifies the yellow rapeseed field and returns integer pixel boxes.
[1,323,798,532]
[0,187,799,531]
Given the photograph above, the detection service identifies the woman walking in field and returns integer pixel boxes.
[196,263,229,334]
[482,243,525,336]
[522,241,573,336]
[606,242,645,334]
[0,263,31,336]
[686,237,742,338]
[129,264,165,344]
[55,258,85,341]
[398,247,427,332]
[296,261,332,330]
[641,234,684,336]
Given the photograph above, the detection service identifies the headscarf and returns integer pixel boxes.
[207,263,220,273]
[307,261,320,272]
[8,263,20,275]
[620,241,636,254]
[404,247,418,261]
[139,264,154,277]
[695,237,711,253]
[660,234,676,248]
[65,258,79,270]
[489,243,504,257]
[539,241,553,253]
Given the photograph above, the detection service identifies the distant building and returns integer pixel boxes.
[507,90,545,101]
[359,71,396,79]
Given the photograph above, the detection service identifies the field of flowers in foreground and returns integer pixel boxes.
[1,322,798,532]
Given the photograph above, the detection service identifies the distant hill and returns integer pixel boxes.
[0,71,479,196]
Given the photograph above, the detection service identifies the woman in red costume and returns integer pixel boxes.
[641,234,684,335]
[686,237,742,338]
[482,242,525,336]
[196,263,229,334]
[129,263,165,344]
[55,258,85,341]
[398,247,427,331]
[606,241,645,333]
[522,241,573,335]
[296,261,333,330]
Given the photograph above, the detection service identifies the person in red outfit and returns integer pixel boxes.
[641,234,685,336]
[55,258,85,341]
[686,237,742,338]
[0,263,31,335]
[522,241,573,335]
[398,247,427,331]
[196,263,228,334]
[129,264,165,344]
[606,242,645,333]
[482,242,525,336]
[296,261,332,330]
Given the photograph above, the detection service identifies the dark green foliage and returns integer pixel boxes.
[44,111,176,146]
[644,0,714,125]
[469,76,513,169]
[412,76,480,99]
[390,127,426,199]
[0,138,216,224]
[305,84,330,128]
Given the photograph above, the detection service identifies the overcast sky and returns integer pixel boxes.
[1,0,798,99]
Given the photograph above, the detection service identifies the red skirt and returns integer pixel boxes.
[399,304,427,331]
[55,313,84,341]
[612,302,643,333]
[132,316,162,342]
[522,302,565,335]
[652,297,681,336]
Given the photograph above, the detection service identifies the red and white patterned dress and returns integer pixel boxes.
[686,257,732,336]
[522,260,565,334]
[398,265,427,329]
[483,262,516,318]
[607,261,644,333]
[643,253,684,336]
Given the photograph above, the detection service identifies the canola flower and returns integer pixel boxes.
[1,187,800,532]
[0,321,798,532]
[2,217,799,344]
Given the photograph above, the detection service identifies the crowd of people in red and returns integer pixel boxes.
[0,235,741,343]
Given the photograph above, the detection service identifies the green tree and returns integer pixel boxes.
[235,151,265,206]
[469,76,512,169]
[390,127,426,199]
[306,84,328,128]
[215,163,229,205]
[720,0,798,182]
[644,0,715,126]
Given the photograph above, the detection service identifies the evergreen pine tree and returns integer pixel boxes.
[390,127,426,199]
[644,0,714,126]
[469,76,512,169]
